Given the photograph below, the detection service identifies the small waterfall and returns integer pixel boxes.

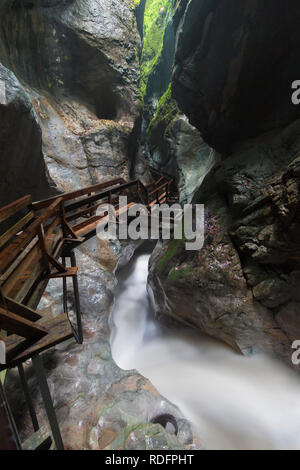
[110,246,300,450]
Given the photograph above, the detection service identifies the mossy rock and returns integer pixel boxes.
[140,0,172,96]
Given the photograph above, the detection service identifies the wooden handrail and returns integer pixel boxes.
[148,181,170,197]
[32,178,125,211]
[64,180,140,213]
[0,196,32,224]
[0,198,63,274]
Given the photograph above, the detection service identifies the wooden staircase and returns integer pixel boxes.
[0,169,177,449]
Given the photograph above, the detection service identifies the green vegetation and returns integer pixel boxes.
[168,264,193,281]
[140,0,172,96]
[158,238,184,272]
[147,82,179,135]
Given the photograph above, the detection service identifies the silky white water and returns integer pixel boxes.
[110,249,300,450]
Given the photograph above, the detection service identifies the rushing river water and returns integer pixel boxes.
[110,245,300,450]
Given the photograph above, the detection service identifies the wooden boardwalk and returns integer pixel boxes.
[0,169,176,449]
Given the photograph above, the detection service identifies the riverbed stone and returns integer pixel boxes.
[5,237,199,450]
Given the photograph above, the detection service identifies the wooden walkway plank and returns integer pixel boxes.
[66,199,118,223]
[32,178,125,211]
[0,172,178,358]
[48,266,78,279]
[0,307,47,340]
[0,198,63,275]
[65,180,139,213]
[0,195,32,224]
[3,313,73,367]
[0,211,34,249]
[1,244,43,300]
[22,426,52,451]
[0,237,38,285]
[0,297,42,322]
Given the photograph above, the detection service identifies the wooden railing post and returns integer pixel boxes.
[37,223,50,276]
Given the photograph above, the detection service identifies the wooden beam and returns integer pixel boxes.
[32,178,125,210]
[66,201,103,222]
[65,180,139,213]
[48,266,78,279]
[0,198,63,275]
[46,254,67,274]
[0,297,41,322]
[72,215,103,233]
[0,195,31,224]
[1,246,44,302]
[37,224,50,274]
[148,182,169,197]
[22,426,52,451]
[0,307,47,339]
[0,211,34,249]
[74,202,136,238]
[0,237,38,285]
[3,313,73,367]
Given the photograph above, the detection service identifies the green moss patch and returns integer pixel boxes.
[168,264,193,281]
[140,0,172,96]
[147,82,178,135]
[158,238,184,273]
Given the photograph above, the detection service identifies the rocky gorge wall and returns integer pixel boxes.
[0,63,54,205]
[0,0,147,199]
[0,0,198,450]
[2,0,300,450]
[0,0,201,451]
[5,237,198,450]
[148,0,300,365]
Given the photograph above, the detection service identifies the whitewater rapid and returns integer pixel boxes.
[110,248,300,450]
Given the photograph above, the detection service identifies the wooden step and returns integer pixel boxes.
[0,195,32,224]
[0,297,42,322]
[0,211,34,250]
[22,426,52,451]
[1,312,73,368]
[74,202,136,238]
[48,266,78,279]
[0,307,47,340]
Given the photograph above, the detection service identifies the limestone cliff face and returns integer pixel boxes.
[146,86,217,203]
[0,63,54,205]
[0,0,144,195]
[148,0,300,364]
[149,120,300,360]
[142,0,214,203]
[173,0,300,154]
[0,1,199,449]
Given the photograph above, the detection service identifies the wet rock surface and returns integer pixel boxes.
[6,238,198,450]
[147,93,217,203]
[0,63,54,205]
[149,119,300,364]
[0,0,146,193]
[2,0,300,451]
[146,0,300,366]
[173,0,300,154]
